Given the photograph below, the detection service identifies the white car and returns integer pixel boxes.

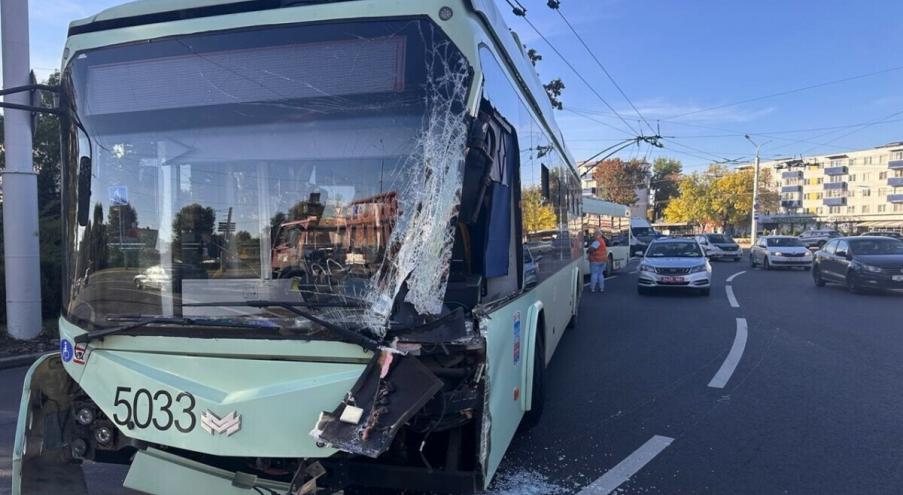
[695,233,742,261]
[637,238,712,296]
[749,236,813,270]
[134,265,171,290]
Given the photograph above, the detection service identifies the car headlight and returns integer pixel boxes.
[861,264,883,273]
[639,263,653,272]
[772,252,784,257]
[688,264,707,273]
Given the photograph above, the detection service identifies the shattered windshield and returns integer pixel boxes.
[62,20,471,335]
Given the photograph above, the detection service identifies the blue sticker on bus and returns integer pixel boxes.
[60,340,74,363]
[512,312,521,365]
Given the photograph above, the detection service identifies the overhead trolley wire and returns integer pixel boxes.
[504,4,641,136]
[668,63,903,120]
[550,3,657,135]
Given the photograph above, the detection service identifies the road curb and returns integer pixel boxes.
[0,352,50,370]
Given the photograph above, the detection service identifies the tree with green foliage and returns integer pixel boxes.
[591,158,650,206]
[543,78,565,110]
[664,165,779,233]
[521,188,557,234]
[651,157,682,221]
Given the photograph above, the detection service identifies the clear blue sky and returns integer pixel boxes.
[10,0,903,172]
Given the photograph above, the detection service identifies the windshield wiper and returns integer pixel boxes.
[74,316,279,344]
[181,301,381,351]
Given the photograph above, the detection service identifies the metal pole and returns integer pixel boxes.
[751,148,761,244]
[745,135,766,245]
[1,0,42,340]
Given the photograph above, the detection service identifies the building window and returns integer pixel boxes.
[830,159,844,167]
[894,204,902,213]
[848,158,856,166]
[861,188,871,197]
[880,172,888,180]
[829,206,841,214]
[816,207,824,214]
[849,174,856,181]
[864,156,874,165]
[862,205,870,214]
[893,151,903,160]
[846,206,855,214]
[878,204,886,213]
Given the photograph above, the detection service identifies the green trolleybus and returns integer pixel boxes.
[13,1,584,493]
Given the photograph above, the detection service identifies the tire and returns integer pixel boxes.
[522,333,546,429]
[604,255,613,277]
[134,280,144,290]
[813,265,826,287]
[749,254,757,268]
[763,257,771,271]
[846,271,862,294]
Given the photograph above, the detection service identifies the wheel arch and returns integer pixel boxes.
[520,303,545,412]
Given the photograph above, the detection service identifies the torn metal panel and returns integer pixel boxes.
[311,351,443,458]
[362,32,471,335]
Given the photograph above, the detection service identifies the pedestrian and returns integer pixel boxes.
[587,229,608,293]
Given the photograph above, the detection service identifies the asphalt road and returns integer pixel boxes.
[2,257,903,494]
[491,258,903,494]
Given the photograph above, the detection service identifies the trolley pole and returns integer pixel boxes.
[2,0,43,339]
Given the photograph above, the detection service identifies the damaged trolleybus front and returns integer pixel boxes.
[13,1,584,493]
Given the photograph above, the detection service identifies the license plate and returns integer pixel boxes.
[660,276,684,284]
[893,275,903,282]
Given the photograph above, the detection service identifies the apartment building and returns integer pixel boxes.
[746,141,903,233]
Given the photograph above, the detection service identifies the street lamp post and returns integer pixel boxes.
[745,135,765,245]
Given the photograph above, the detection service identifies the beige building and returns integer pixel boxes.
[745,141,903,233]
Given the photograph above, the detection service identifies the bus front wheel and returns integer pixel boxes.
[604,254,613,277]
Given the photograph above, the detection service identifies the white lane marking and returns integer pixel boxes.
[577,435,674,495]
[726,270,747,283]
[708,318,748,389]
[725,285,739,308]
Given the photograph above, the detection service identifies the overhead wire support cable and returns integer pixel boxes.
[668,62,903,120]
[580,134,664,178]
[551,3,656,135]
[508,6,641,135]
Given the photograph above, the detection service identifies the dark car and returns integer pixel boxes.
[798,229,841,249]
[812,236,903,293]
[860,231,903,240]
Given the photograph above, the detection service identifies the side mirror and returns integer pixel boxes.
[77,156,92,227]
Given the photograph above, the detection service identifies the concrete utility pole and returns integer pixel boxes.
[745,135,764,246]
[1,0,43,339]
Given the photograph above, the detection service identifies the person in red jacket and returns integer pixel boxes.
[587,230,609,293]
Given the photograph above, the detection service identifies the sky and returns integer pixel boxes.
[6,0,903,173]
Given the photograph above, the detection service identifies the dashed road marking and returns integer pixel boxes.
[708,318,748,389]
[725,285,739,308]
[726,270,747,283]
[577,435,674,495]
